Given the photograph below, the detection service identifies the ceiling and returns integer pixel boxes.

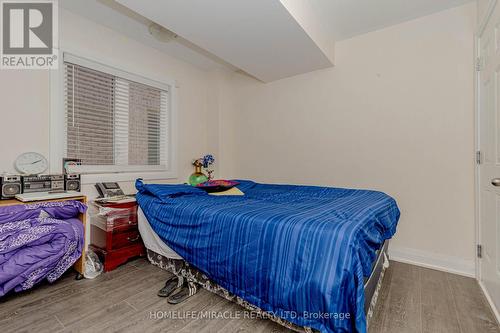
[115,0,334,82]
[60,0,231,71]
[61,0,475,80]
[308,0,475,41]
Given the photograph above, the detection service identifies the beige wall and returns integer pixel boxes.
[477,0,492,23]
[0,70,50,175]
[0,8,218,196]
[218,3,477,274]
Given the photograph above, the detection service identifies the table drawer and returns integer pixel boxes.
[90,243,145,272]
[90,203,138,231]
[109,214,138,229]
[90,224,142,250]
[111,229,142,250]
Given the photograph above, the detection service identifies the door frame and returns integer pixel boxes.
[475,0,497,280]
[475,0,500,323]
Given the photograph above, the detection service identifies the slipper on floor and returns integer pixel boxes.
[157,275,184,297]
[167,281,198,304]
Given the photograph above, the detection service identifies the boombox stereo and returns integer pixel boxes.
[22,175,64,193]
[65,174,81,192]
[1,175,22,199]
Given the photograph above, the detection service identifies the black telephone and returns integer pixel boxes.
[95,182,125,198]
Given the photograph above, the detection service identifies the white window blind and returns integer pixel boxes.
[64,59,169,174]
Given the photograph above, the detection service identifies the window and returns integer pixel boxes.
[62,54,171,175]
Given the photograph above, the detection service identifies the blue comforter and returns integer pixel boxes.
[136,180,399,333]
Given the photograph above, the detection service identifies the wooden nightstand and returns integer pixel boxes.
[0,196,87,277]
[89,201,145,272]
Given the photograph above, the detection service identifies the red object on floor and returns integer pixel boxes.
[90,201,146,272]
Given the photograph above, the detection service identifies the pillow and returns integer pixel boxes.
[209,187,244,196]
[135,179,207,202]
[196,180,239,193]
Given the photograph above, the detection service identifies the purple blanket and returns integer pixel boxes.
[0,201,86,297]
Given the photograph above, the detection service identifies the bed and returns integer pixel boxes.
[136,180,400,333]
[0,201,85,297]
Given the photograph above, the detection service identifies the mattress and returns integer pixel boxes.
[138,206,388,315]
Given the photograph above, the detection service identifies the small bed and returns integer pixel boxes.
[0,201,85,297]
[136,180,400,333]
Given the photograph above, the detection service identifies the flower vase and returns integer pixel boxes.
[189,165,208,186]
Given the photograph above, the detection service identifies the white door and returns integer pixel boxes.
[478,1,500,315]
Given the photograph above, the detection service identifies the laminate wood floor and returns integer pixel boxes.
[0,260,498,333]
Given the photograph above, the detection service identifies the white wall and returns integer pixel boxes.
[477,0,492,23]
[217,3,477,276]
[0,8,218,196]
[0,70,50,175]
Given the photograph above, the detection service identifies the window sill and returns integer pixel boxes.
[80,170,178,185]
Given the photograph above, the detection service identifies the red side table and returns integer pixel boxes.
[89,200,145,272]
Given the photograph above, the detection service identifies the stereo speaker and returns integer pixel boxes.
[65,174,81,192]
[1,175,22,199]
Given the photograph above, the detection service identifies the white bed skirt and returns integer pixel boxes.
[137,207,183,260]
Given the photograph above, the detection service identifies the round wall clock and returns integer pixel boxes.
[15,152,49,175]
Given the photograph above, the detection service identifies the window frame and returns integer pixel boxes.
[49,51,178,184]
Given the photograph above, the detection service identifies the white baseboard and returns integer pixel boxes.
[478,280,500,325]
[389,246,476,278]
